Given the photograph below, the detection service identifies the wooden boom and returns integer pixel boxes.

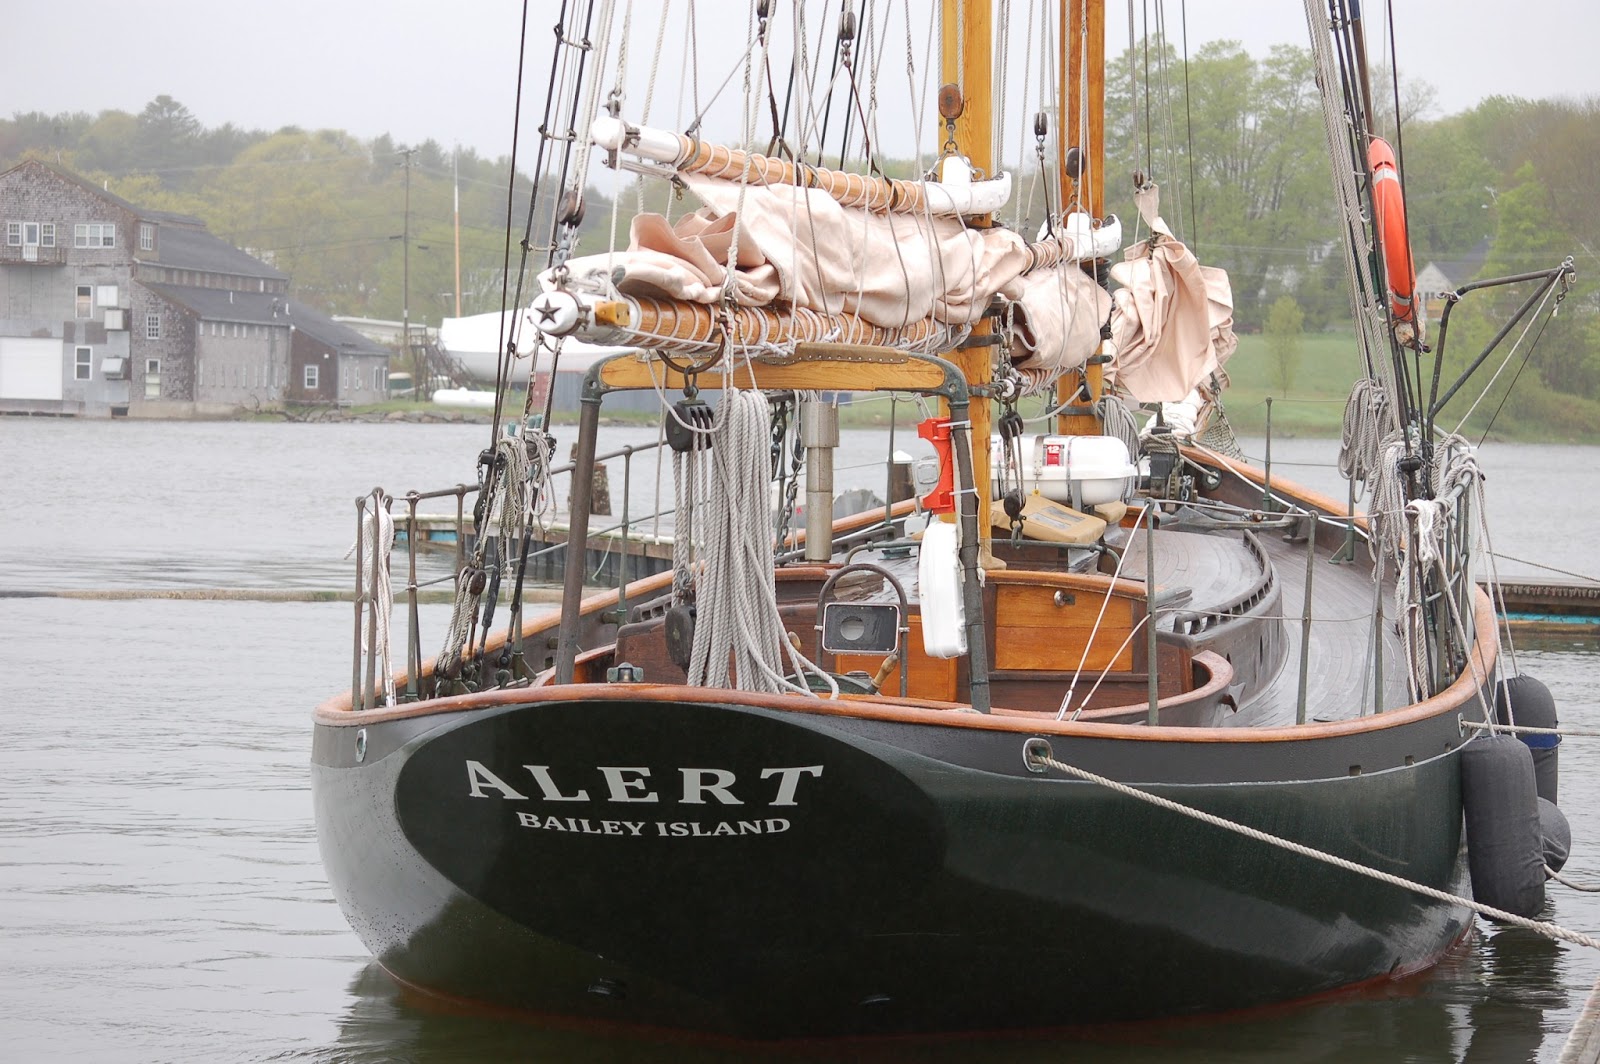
[591,117,1011,217]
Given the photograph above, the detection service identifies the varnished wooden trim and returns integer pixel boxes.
[597,353,955,394]
[318,587,1497,749]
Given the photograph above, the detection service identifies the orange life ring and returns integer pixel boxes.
[1368,137,1416,324]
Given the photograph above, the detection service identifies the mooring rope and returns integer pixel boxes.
[1031,748,1600,951]
[1550,868,1600,894]
[1464,721,1600,739]
[1488,552,1600,586]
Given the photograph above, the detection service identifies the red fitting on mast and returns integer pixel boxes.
[916,416,957,514]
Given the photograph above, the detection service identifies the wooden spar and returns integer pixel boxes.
[1057,0,1108,436]
[589,117,1011,217]
[596,349,959,394]
[584,298,959,354]
[1061,0,1106,218]
[939,0,994,560]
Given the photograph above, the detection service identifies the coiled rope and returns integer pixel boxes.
[1337,377,1391,487]
[1030,747,1600,951]
[684,388,834,696]
[346,503,395,707]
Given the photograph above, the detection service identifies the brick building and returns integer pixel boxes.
[0,159,386,416]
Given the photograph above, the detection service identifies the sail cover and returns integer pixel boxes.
[1107,185,1237,403]
[551,170,1107,376]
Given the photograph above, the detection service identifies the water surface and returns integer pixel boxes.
[1,418,1597,1062]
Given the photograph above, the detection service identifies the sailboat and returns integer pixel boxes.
[313,0,1577,1038]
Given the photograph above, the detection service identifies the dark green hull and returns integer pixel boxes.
[313,694,1473,1038]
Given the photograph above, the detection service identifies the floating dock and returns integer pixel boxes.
[403,512,1600,630]
[1485,577,1600,635]
[399,511,676,585]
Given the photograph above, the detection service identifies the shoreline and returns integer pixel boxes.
[5,399,1594,445]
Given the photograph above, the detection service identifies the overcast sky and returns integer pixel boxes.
[5,1,1596,164]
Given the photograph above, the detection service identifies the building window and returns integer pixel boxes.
[74,223,116,248]
[75,347,93,381]
[145,313,161,340]
[146,358,162,376]
[375,366,385,391]
[139,223,155,251]
[5,221,52,246]
[304,364,319,390]
[76,286,92,319]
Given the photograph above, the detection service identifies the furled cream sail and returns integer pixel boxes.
[1107,184,1238,403]
[549,151,1108,375]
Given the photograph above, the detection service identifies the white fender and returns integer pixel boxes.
[918,521,967,659]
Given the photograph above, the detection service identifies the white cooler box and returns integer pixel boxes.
[990,434,1136,509]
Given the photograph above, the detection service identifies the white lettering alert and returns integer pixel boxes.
[466,760,529,800]
[466,761,825,806]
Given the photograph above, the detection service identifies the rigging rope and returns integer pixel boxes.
[1301,0,1396,399]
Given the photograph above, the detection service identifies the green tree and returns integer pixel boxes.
[133,95,203,179]
[1265,295,1305,395]
[1400,112,1496,260]
[1104,41,1335,331]
[1478,163,1588,395]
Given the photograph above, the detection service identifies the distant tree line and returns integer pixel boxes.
[1093,40,1598,425]
[0,95,613,327]
[2,54,1595,421]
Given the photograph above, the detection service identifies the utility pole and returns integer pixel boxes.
[398,146,419,398]
[453,146,462,319]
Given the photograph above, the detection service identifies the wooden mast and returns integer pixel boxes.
[939,0,994,553]
[1056,0,1107,436]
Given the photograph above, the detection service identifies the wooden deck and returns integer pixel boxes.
[1121,525,1411,727]
[1248,528,1412,725]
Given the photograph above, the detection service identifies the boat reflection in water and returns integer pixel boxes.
[322,927,1572,1063]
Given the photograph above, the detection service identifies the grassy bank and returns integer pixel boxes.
[1221,331,1600,442]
